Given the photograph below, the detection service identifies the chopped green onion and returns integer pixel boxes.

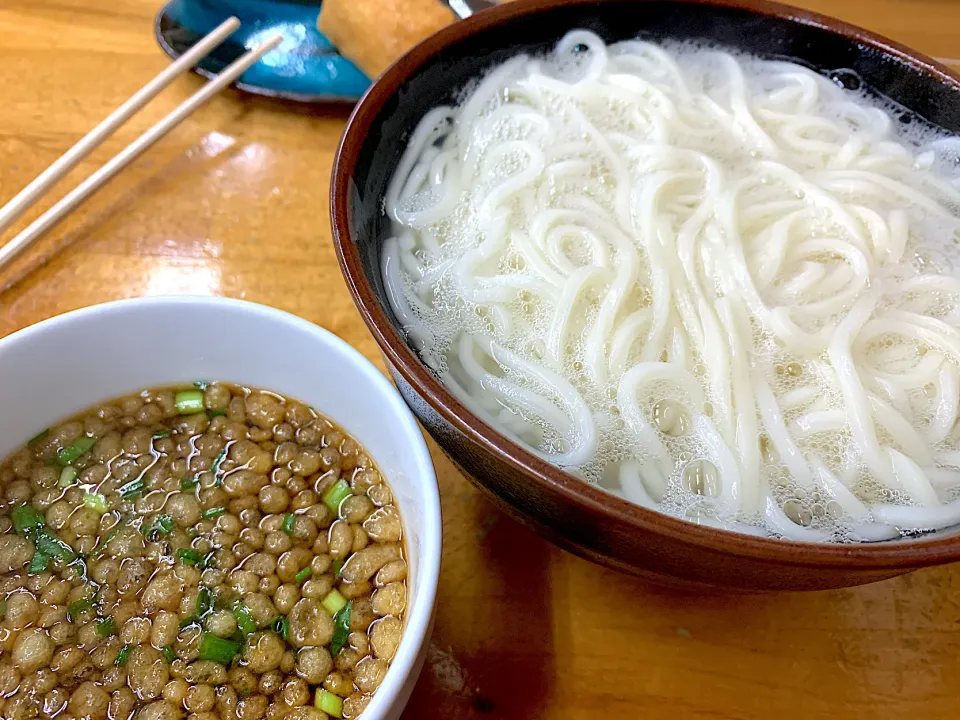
[0,599,7,617]
[71,555,88,579]
[197,587,213,618]
[315,690,343,718]
[13,506,75,567]
[118,479,146,500]
[12,505,45,535]
[179,617,199,630]
[232,602,256,636]
[332,559,343,579]
[208,409,226,419]
[55,436,97,466]
[294,567,312,584]
[96,618,117,637]
[35,530,76,562]
[322,479,352,515]
[272,616,290,641]
[28,550,50,574]
[193,381,209,391]
[58,466,78,488]
[176,548,203,566]
[321,589,348,616]
[175,390,205,415]
[115,644,132,666]
[27,429,49,447]
[67,598,94,621]
[180,476,199,491]
[198,632,241,665]
[83,493,109,514]
[211,450,226,486]
[145,515,174,540]
[161,645,176,663]
[201,550,217,570]
[92,522,125,558]
[330,601,352,656]
[201,507,225,520]
[152,430,171,439]
[281,513,295,535]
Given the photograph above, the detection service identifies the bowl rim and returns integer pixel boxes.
[331,0,960,571]
[0,295,442,715]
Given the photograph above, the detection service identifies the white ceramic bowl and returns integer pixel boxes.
[0,296,441,720]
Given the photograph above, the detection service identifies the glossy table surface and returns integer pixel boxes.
[2,1,960,718]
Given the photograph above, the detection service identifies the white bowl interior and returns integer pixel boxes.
[0,296,441,720]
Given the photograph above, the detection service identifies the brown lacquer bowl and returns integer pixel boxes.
[331,0,960,591]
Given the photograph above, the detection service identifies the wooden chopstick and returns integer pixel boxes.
[0,32,283,274]
[0,17,241,238]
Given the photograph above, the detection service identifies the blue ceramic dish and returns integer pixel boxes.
[155,0,371,103]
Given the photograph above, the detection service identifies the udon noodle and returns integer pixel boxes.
[381,30,960,542]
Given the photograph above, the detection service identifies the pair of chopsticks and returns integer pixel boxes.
[0,18,282,273]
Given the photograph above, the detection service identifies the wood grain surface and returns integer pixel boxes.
[1,1,960,718]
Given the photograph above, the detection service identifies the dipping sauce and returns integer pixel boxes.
[0,384,406,720]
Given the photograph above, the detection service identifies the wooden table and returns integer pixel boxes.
[2,1,960,717]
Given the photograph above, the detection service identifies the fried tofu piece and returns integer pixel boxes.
[318,0,456,78]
